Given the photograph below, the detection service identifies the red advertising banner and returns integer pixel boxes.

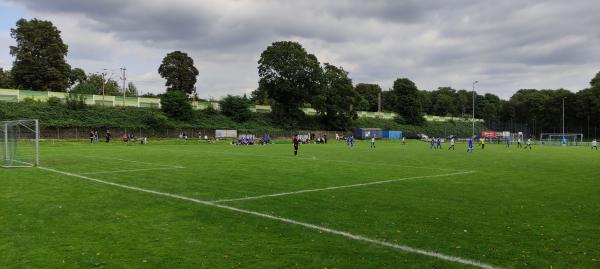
[480,131,497,138]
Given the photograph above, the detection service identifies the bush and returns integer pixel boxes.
[161,91,192,120]
[219,95,252,123]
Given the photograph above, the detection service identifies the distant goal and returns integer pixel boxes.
[1,119,39,167]
[539,133,583,146]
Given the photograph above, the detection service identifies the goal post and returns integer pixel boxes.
[1,119,39,168]
[539,133,583,146]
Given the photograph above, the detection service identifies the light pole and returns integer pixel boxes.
[472,81,478,138]
[120,67,127,106]
[99,69,114,106]
[562,97,566,142]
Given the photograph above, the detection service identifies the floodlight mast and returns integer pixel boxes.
[472,81,478,138]
[562,97,566,140]
[120,67,127,106]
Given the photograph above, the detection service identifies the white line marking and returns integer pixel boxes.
[150,147,465,172]
[77,155,182,169]
[80,167,185,175]
[37,166,500,269]
[212,171,476,203]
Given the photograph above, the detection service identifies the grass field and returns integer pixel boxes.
[1,139,599,268]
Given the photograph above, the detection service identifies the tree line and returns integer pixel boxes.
[2,18,600,134]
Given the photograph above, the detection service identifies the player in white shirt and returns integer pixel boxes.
[524,138,533,150]
[592,139,598,150]
[370,135,376,148]
[402,136,406,145]
[448,137,455,150]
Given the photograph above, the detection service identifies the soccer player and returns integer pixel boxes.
[481,137,486,150]
[467,137,473,153]
[402,137,406,145]
[436,137,442,149]
[524,138,533,150]
[592,139,597,150]
[292,134,300,156]
[430,137,435,149]
[505,136,511,148]
[89,130,94,143]
[370,135,376,148]
[517,137,523,148]
[448,137,455,150]
[105,130,111,143]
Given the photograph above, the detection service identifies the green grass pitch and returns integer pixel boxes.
[1,139,599,268]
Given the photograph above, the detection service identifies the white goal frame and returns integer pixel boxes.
[1,119,39,168]
[539,133,583,146]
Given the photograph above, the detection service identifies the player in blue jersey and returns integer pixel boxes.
[436,137,442,149]
[430,137,435,149]
[467,137,473,152]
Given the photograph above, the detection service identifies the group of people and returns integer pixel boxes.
[89,130,111,143]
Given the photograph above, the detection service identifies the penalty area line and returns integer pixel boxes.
[212,170,476,203]
[80,166,185,175]
[37,166,499,269]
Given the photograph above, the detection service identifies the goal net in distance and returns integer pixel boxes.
[539,133,583,146]
[1,119,39,167]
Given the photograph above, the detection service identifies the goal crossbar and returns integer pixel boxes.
[1,119,39,168]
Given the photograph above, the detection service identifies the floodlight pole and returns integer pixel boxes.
[472,81,478,138]
[562,97,566,139]
[120,67,127,106]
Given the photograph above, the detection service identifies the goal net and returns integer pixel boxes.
[1,119,39,167]
[539,133,583,146]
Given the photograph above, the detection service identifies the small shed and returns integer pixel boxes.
[383,130,402,140]
[354,128,383,140]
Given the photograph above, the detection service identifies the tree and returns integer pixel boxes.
[354,83,382,112]
[590,71,600,88]
[125,82,138,96]
[250,86,270,105]
[390,78,424,125]
[160,90,192,120]
[431,87,458,116]
[71,73,119,95]
[10,18,71,91]
[158,51,199,95]
[258,41,322,126]
[313,64,361,130]
[0,68,15,88]
[220,95,252,123]
[69,67,87,88]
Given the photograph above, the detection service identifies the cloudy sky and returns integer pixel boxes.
[0,0,599,99]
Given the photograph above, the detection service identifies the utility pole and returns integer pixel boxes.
[472,81,478,138]
[377,92,382,112]
[101,69,107,106]
[120,67,127,106]
[562,97,566,141]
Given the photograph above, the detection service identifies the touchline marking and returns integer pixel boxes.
[80,167,185,175]
[211,171,476,203]
[37,166,500,269]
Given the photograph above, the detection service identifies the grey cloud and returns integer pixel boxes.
[4,0,600,98]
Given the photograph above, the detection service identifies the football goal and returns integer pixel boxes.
[539,133,583,146]
[1,119,39,168]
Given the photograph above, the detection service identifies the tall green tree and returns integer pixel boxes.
[313,64,360,130]
[258,41,322,126]
[10,18,71,91]
[71,74,119,95]
[0,68,16,88]
[158,51,199,95]
[390,78,424,125]
[125,82,138,96]
[220,95,252,123]
[354,83,382,112]
[590,71,600,88]
[69,67,87,88]
[160,90,192,120]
